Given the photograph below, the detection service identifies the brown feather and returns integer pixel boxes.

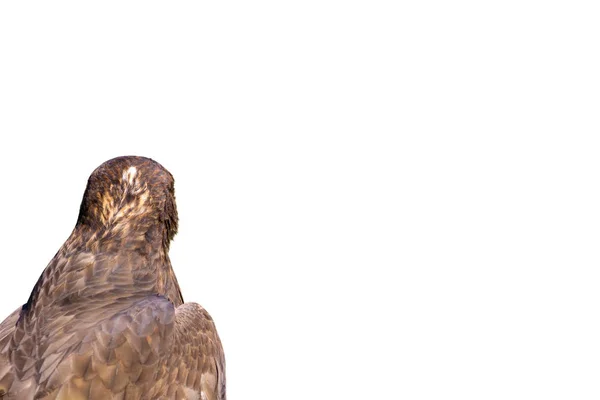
[0,156,226,399]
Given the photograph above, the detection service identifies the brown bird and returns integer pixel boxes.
[0,156,226,399]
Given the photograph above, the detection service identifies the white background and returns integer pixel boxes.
[0,1,599,399]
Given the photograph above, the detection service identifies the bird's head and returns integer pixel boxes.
[76,156,178,247]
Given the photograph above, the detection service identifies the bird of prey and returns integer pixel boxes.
[0,156,226,399]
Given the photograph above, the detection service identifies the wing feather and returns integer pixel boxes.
[172,302,226,400]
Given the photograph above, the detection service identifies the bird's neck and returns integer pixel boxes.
[25,216,183,314]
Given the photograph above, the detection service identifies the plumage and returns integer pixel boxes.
[0,156,226,399]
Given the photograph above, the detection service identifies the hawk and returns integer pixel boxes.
[0,156,226,399]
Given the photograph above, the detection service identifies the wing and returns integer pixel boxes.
[0,307,22,398]
[169,302,226,400]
